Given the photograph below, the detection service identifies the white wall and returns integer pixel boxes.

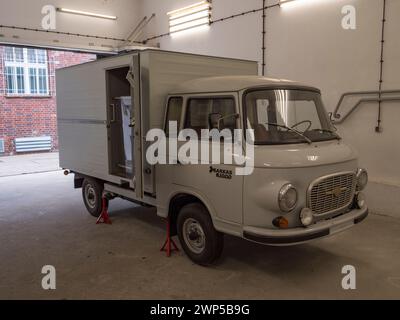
[141,0,264,71]
[141,0,400,217]
[0,0,143,52]
[264,0,400,216]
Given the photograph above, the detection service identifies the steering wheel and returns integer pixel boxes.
[291,120,312,132]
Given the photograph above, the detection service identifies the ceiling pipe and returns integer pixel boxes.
[124,16,148,45]
[131,13,156,43]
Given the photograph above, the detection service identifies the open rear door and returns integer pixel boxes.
[131,53,143,198]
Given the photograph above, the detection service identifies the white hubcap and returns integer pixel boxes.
[84,184,97,209]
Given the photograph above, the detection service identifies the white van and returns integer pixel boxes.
[57,50,368,265]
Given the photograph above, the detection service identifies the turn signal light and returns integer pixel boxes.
[273,216,289,229]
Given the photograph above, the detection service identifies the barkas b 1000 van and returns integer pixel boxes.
[57,50,368,265]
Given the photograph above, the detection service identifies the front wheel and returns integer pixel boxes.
[177,203,224,266]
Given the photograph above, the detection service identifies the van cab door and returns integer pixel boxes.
[171,93,244,226]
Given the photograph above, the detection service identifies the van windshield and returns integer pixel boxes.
[245,89,340,145]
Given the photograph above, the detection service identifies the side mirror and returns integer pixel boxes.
[327,112,339,132]
[208,113,222,130]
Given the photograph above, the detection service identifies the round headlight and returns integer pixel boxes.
[278,184,298,212]
[356,168,368,191]
[300,208,314,227]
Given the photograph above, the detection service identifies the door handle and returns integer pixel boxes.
[109,104,116,123]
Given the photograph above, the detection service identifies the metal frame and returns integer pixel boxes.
[164,96,184,136]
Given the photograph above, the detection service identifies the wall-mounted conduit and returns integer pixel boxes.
[333,90,400,124]
[376,0,387,132]
[333,0,400,130]
[0,24,136,43]
[262,0,266,76]
[143,2,280,46]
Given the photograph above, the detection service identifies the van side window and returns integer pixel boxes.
[185,97,236,135]
[166,97,183,137]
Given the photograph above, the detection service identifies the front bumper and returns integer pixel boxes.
[243,207,368,246]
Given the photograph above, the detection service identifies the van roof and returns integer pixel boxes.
[170,76,320,94]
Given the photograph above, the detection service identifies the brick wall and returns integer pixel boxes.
[0,47,96,155]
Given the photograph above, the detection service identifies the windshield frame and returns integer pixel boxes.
[242,87,340,146]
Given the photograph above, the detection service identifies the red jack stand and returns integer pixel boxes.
[96,197,112,225]
[160,218,179,257]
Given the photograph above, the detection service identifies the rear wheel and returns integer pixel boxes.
[177,203,224,266]
[82,178,106,217]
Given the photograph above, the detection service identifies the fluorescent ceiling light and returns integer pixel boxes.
[57,8,117,20]
[167,1,210,16]
[280,0,329,8]
[170,18,210,33]
[167,1,211,34]
[169,10,210,27]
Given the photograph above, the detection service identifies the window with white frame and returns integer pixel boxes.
[3,47,49,96]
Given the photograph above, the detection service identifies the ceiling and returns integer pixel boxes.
[0,0,148,53]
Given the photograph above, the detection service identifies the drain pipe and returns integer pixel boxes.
[376,0,387,133]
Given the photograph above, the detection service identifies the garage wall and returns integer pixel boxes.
[263,0,400,216]
[141,0,400,216]
[0,0,143,52]
[141,0,264,71]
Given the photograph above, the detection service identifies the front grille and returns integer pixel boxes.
[308,172,356,215]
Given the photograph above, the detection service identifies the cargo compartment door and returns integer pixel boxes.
[106,66,134,181]
[131,53,143,198]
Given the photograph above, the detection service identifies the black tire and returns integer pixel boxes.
[82,178,106,217]
[177,203,224,266]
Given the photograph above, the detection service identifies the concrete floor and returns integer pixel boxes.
[0,171,400,299]
[0,152,59,177]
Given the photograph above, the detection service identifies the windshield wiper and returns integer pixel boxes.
[265,122,312,144]
[311,129,342,140]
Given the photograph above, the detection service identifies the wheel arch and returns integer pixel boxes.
[168,192,215,236]
[73,173,104,189]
